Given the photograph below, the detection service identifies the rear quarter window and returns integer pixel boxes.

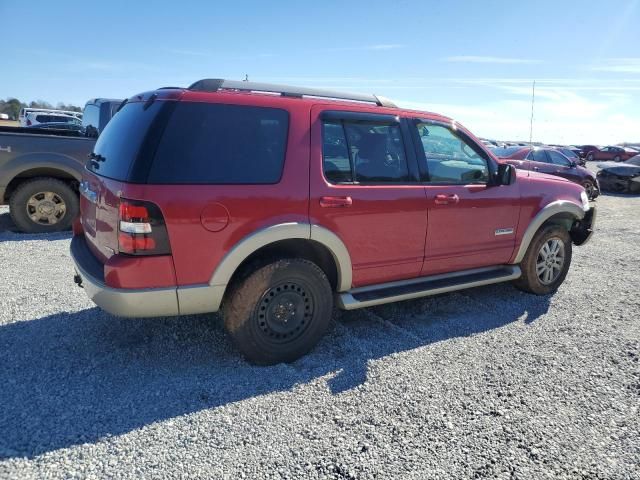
[147,103,289,184]
[88,100,170,182]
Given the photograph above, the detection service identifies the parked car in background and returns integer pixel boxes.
[82,98,123,138]
[71,79,595,364]
[492,146,599,199]
[23,112,81,127]
[583,145,637,162]
[0,113,9,120]
[553,146,585,166]
[19,107,82,126]
[0,98,120,233]
[596,155,640,193]
[26,122,85,133]
[576,145,599,159]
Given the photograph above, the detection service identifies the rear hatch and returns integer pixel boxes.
[80,93,178,262]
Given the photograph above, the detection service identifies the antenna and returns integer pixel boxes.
[529,80,536,145]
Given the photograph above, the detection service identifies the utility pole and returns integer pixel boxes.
[243,74,249,82]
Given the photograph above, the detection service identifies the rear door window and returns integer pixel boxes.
[321,119,411,184]
[148,103,289,184]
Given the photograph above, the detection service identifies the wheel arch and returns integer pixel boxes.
[210,223,352,292]
[511,200,585,264]
[3,167,79,204]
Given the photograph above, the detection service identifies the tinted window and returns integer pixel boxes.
[88,100,169,181]
[559,148,578,158]
[547,150,571,166]
[345,122,409,183]
[148,103,288,184]
[321,120,411,184]
[626,156,640,166]
[416,123,489,184]
[322,122,352,183]
[83,104,100,137]
[491,146,522,157]
[526,149,548,163]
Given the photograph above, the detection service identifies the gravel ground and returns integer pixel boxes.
[0,184,638,479]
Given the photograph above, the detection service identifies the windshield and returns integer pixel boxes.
[627,155,640,166]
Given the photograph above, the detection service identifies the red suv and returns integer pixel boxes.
[71,79,596,364]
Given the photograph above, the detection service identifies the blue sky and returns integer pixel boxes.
[2,0,639,144]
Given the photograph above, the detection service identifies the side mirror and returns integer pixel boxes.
[496,163,516,185]
[569,160,577,168]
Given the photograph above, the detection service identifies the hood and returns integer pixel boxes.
[516,169,571,183]
[598,161,637,169]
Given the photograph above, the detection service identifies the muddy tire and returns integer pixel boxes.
[223,258,333,365]
[513,225,572,295]
[9,177,78,233]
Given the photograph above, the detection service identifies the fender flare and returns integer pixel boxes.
[511,200,586,264]
[209,222,353,291]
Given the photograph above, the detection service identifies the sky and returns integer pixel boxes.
[1,0,639,145]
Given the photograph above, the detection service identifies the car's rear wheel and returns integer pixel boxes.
[223,258,333,365]
[9,177,78,233]
[587,152,594,161]
[613,155,621,162]
[513,225,572,295]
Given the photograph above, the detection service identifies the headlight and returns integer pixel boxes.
[580,191,589,210]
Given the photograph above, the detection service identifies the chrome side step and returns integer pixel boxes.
[337,265,521,310]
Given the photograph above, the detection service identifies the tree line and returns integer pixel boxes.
[0,98,82,120]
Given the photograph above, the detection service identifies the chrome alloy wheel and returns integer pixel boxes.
[26,191,67,225]
[536,238,565,285]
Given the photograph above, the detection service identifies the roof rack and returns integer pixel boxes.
[188,78,397,108]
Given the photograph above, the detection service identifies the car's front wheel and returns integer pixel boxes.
[582,180,597,200]
[514,225,572,295]
[613,155,621,162]
[223,258,333,365]
[587,152,594,161]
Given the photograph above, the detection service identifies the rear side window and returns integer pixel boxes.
[321,120,411,184]
[88,100,169,181]
[148,103,289,184]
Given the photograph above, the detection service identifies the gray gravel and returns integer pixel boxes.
[0,186,638,479]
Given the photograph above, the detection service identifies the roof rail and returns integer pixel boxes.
[188,78,397,108]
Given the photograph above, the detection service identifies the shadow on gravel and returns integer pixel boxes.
[0,285,550,459]
[0,212,72,242]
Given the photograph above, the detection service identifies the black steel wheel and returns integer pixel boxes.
[223,258,333,365]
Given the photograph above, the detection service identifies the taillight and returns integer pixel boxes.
[118,198,171,255]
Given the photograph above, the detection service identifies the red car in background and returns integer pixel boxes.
[583,145,638,162]
[492,146,599,199]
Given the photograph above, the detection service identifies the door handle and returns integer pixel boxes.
[533,167,540,171]
[434,194,459,205]
[320,196,353,208]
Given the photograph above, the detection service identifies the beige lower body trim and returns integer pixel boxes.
[177,284,226,315]
[74,264,180,318]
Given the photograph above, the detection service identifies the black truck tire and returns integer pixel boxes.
[9,177,78,233]
[223,258,333,365]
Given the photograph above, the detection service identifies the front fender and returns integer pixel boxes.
[511,200,586,264]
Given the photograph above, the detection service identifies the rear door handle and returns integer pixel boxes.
[532,167,540,171]
[434,194,459,205]
[320,196,353,208]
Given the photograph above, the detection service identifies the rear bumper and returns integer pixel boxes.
[70,235,180,317]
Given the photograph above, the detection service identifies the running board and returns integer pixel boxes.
[337,265,521,310]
